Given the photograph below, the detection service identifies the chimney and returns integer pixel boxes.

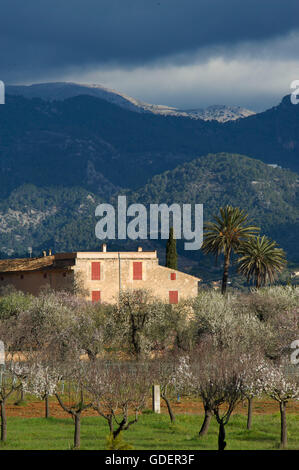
[102,243,107,253]
[137,246,143,252]
[43,250,47,257]
[49,249,52,256]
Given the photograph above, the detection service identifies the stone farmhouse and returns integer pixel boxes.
[0,245,201,304]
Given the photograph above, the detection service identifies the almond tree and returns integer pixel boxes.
[0,360,25,442]
[156,354,193,424]
[157,351,215,437]
[156,359,177,424]
[262,359,299,448]
[189,345,215,438]
[191,346,246,448]
[55,360,93,449]
[85,360,153,445]
[240,354,265,430]
[84,362,115,434]
[209,355,245,451]
[22,361,61,418]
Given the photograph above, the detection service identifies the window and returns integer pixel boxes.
[169,291,178,304]
[92,291,101,303]
[133,262,142,280]
[43,273,47,279]
[20,274,24,280]
[170,273,176,280]
[91,262,101,280]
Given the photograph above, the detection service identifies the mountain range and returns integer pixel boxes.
[7,82,255,122]
[1,88,299,196]
[0,82,298,283]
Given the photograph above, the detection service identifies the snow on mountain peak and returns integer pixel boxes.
[6,82,256,122]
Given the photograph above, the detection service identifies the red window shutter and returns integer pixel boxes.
[170,272,176,280]
[133,262,142,280]
[92,291,101,303]
[91,262,101,280]
[169,291,178,304]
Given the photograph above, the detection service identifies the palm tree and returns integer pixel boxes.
[202,206,259,294]
[237,235,286,288]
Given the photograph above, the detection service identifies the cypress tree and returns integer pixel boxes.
[166,227,178,269]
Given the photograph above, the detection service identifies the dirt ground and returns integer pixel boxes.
[6,397,299,419]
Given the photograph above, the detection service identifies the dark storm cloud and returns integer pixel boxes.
[1,0,299,83]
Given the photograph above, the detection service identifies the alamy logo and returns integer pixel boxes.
[290,80,299,105]
[290,339,299,365]
[95,196,203,250]
[0,81,5,105]
[0,340,5,366]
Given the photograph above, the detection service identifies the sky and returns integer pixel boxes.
[1,0,299,111]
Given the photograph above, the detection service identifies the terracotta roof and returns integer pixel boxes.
[0,253,76,273]
[0,256,55,273]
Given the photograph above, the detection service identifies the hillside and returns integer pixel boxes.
[129,153,299,230]
[0,185,102,257]
[0,154,298,285]
[128,153,299,268]
[182,105,255,122]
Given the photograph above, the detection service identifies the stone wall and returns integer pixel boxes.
[0,250,200,303]
[73,251,199,303]
[0,269,74,295]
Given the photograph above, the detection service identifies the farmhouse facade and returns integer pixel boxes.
[0,245,201,304]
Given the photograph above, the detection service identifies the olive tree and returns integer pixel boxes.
[110,289,168,360]
[236,287,299,359]
[193,290,274,354]
[15,290,111,362]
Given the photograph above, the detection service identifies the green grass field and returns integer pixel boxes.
[0,411,298,450]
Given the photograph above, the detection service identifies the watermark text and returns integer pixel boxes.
[95,196,203,251]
